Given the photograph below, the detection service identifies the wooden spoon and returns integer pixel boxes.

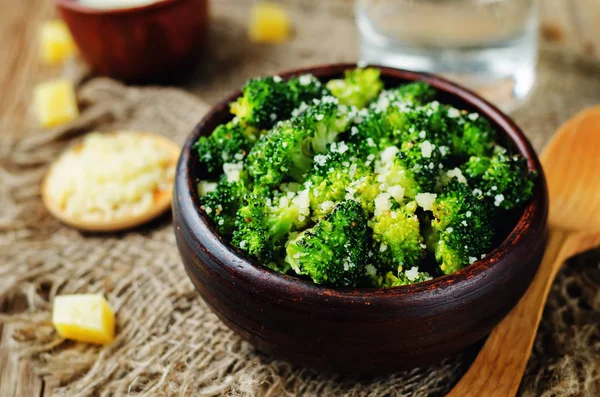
[447,106,600,396]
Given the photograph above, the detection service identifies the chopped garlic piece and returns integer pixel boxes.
[249,2,291,44]
[52,294,115,345]
[34,79,79,128]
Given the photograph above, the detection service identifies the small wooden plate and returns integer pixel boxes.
[42,131,181,232]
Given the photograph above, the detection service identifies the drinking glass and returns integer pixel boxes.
[356,0,538,109]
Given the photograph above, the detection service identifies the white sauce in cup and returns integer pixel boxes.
[78,0,165,10]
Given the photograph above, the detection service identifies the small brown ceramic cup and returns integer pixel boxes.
[55,0,209,82]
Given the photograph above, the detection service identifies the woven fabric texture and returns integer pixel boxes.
[1,1,600,395]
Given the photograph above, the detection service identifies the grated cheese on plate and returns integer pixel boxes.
[44,132,176,224]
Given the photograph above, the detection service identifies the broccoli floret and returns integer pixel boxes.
[370,200,425,273]
[199,178,248,237]
[372,100,495,161]
[245,101,351,187]
[230,74,328,129]
[461,147,535,210]
[304,141,374,218]
[296,100,352,154]
[376,268,433,288]
[429,179,494,274]
[347,110,392,160]
[200,69,536,288]
[285,200,371,287]
[378,140,447,198]
[449,111,497,158]
[326,67,384,109]
[193,119,260,177]
[232,189,310,270]
[372,82,437,110]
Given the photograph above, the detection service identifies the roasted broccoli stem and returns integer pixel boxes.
[461,147,535,210]
[230,74,329,129]
[326,67,384,109]
[285,200,371,287]
[429,179,494,274]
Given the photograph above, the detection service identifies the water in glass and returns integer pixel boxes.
[356,0,538,108]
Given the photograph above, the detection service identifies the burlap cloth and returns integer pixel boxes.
[1,1,599,396]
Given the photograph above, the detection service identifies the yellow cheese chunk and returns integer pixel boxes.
[40,20,77,65]
[52,294,115,345]
[249,2,291,44]
[34,79,79,128]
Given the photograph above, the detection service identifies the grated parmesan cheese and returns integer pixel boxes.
[419,141,434,158]
[446,167,467,184]
[415,193,437,211]
[223,162,244,182]
[45,132,175,222]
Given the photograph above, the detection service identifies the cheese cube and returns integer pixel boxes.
[249,2,291,44]
[34,79,79,128]
[40,20,77,65]
[52,294,115,345]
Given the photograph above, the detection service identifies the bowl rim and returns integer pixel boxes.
[175,62,547,299]
[53,0,188,15]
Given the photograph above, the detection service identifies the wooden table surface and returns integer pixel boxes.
[1,0,599,395]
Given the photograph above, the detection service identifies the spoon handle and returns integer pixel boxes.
[447,229,600,397]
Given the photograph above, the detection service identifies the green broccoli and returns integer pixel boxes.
[372,100,496,161]
[461,147,535,210]
[370,200,426,273]
[232,188,310,270]
[379,140,447,199]
[303,141,375,218]
[193,119,260,178]
[230,74,328,129]
[196,70,536,287]
[347,110,391,160]
[371,82,437,111]
[376,268,433,288]
[326,67,384,109]
[245,101,351,187]
[450,110,497,158]
[199,178,248,237]
[429,179,494,274]
[285,200,372,287]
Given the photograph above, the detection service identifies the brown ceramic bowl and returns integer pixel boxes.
[173,64,548,374]
[55,0,209,82]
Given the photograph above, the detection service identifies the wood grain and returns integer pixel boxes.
[1,0,600,395]
[448,106,600,396]
[447,230,600,396]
